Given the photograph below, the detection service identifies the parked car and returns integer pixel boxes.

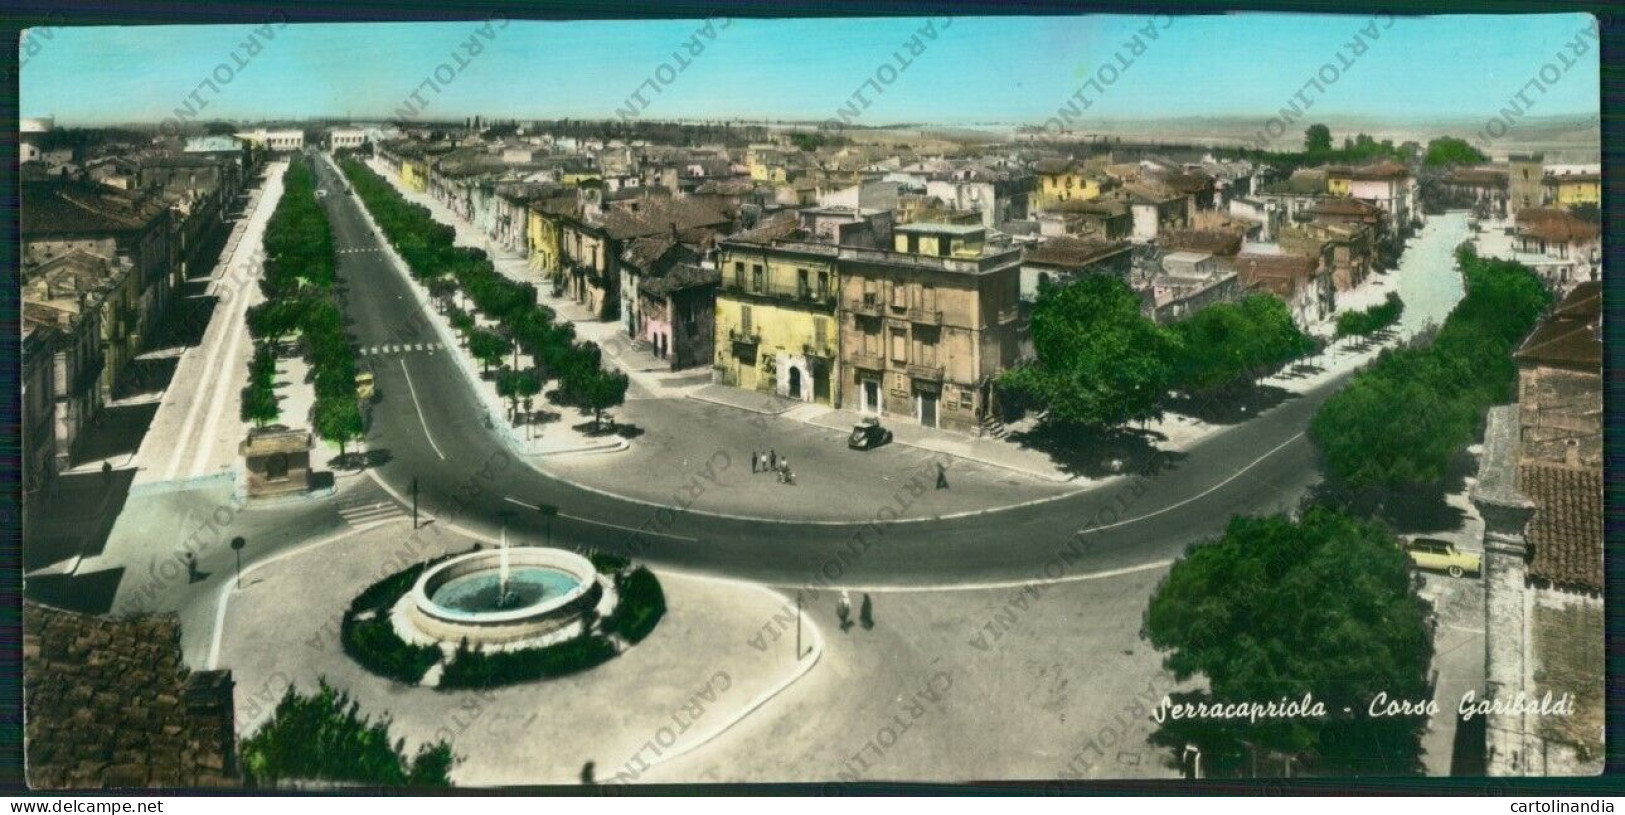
[316,188,328,199]
[848,417,893,451]
[1401,537,1480,578]
[355,371,376,402]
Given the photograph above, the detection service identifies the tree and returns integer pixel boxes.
[1303,123,1333,154]
[1423,136,1488,167]
[240,679,456,787]
[496,369,540,421]
[575,369,629,431]
[467,329,508,374]
[1144,508,1433,776]
[315,397,366,461]
[998,276,1174,430]
[426,277,458,312]
[240,383,280,428]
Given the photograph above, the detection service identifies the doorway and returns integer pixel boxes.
[917,390,938,428]
[788,366,803,400]
[861,379,880,414]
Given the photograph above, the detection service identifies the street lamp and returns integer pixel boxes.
[230,536,246,588]
[537,503,558,548]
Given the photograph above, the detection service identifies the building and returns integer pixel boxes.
[1020,236,1133,302]
[328,127,368,150]
[1541,169,1600,209]
[1346,160,1417,236]
[23,326,59,494]
[1141,261,1240,324]
[1031,157,1113,210]
[1277,220,1374,292]
[22,179,176,336]
[235,128,303,152]
[24,250,143,408]
[1512,208,1601,289]
[1506,152,1545,214]
[713,214,843,406]
[637,261,721,371]
[1119,183,1190,243]
[1514,282,1601,468]
[1474,289,1603,777]
[24,601,239,788]
[1436,167,1508,217]
[1233,252,1333,329]
[839,223,1023,432]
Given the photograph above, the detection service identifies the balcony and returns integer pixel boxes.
[803,342,836,359]
[848,297,885,317]
[720,279,837,308]
[905,362,944,382]
[728,327,762,345]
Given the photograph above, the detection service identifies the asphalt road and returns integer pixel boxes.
[311,152,1332,589]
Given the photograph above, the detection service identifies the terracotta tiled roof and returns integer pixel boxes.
[1162,229,1243,257]
[1025,236,1130,269]
[1516,210,1599,244]
[727,211,800,245]
[1351,159,1410,180]
[599,198,729,240]
[1516,282,1601,370]
[1519,462,1602,593]
[640,262,720,297]
[1235,253,1317,297]
[24,602,239,788]
[22,180,168,237]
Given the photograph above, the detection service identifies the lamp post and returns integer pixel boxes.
[230,536,246,588]
[537,503,558,548]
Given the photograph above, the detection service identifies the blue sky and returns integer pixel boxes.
[21,12,1601,125]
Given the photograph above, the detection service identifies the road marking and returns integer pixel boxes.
[502,495,697,541]
[207,522,395,669]
[400,358,447,460]
[1084,430,1307,535]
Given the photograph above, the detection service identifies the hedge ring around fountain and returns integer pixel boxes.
[396,543,608,650]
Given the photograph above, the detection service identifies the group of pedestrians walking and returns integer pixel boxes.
[750,448,794,485]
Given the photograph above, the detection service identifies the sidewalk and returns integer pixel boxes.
[339,155,626,459]
[362,157,713,403]
[129,161,288,491]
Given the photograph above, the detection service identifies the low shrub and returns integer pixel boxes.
[437,632,617,689]
[610,566,666,644]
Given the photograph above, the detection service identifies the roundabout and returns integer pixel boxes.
[399,544,609,651]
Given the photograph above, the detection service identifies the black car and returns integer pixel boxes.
[848,417,893,451]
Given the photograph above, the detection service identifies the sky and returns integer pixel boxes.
[20,12,1602,127]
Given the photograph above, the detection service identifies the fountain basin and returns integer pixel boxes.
[400,547,604,648]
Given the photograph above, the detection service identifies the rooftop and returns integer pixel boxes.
[1520,462,1602,593]
[1516,282,1601,370]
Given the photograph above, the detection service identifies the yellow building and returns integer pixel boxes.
[1325,165,1353,196]
[713,230,841,406]
[1032,158,1107,210]
[400,159,428,193]
[526,206,564,277]
[1544,172,1600,208]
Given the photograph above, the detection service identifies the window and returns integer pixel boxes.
[752,264,764,292]
[797,268,810,297]
[890,282,907,308]
[817,270,830,298]
[814,317,827,348]
[733,261,744,285]
[890,329,907,362]
[740,305,752,334]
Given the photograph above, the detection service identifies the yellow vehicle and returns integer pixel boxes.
[1402,537,1480,578]
[355,371,376,401]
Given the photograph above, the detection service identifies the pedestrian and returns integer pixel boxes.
[750,450,759,474]
[101,461,113,486]
[936,461,949,490]
[837,590,852,631]
[860,593,874,630]
[185,552,201,584]
[769,449,778,470]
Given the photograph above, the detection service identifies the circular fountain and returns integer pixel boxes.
[396,543,609,650]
